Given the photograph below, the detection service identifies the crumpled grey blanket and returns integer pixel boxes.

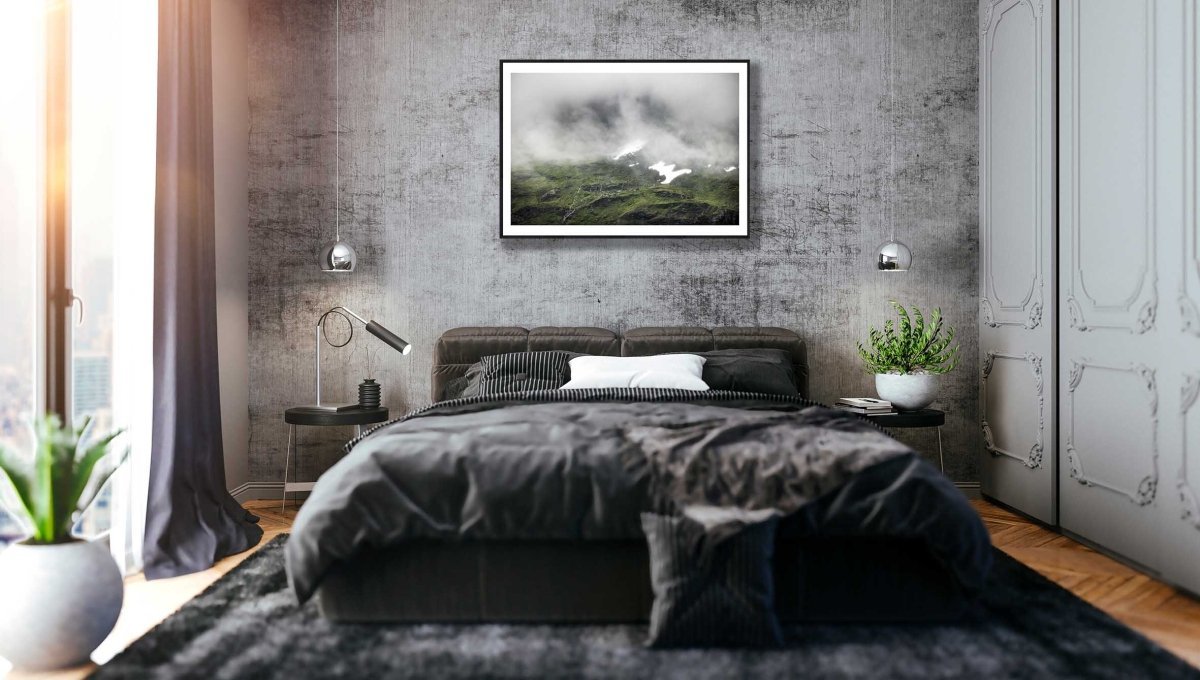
[285,389,992,603]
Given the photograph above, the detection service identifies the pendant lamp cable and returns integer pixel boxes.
[888,0,896,242]
[335,0,341,242]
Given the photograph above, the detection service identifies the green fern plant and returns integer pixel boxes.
[857,301,960,375]
[0,415,126,544]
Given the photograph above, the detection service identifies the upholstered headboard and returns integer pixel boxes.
[431,326,808,401]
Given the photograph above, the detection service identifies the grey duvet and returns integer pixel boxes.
[286,389,992,603]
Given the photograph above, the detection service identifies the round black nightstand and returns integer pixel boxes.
[867,408,946,473]
[281,406,390,511]
[284,406,390,427]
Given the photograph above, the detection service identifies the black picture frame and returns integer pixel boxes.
[499,59,750,238]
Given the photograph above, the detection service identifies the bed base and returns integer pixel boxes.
[317,536,969,623]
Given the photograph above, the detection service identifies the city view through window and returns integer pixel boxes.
[0,200,116,545]
[0,6,118,544]
[0,10,42,543]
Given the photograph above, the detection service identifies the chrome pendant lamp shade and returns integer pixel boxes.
[319,240,357,272]
[319,0,356,273]
[876,239,912,271]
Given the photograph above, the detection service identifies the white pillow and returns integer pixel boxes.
[561,354,710,391]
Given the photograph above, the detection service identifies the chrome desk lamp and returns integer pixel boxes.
[311,306,411,412]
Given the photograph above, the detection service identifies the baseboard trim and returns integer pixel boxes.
[230,481,311,502]
[954,482,981,500]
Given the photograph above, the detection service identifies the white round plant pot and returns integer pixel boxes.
[0,539,123,671]
[875,372,939,411]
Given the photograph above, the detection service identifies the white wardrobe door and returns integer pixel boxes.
[979,0,1056,523]
[1161,0,1200,596]
[1059,0,1197,592]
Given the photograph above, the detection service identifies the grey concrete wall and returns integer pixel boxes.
[248,0,980,486]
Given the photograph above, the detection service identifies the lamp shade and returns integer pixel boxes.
[319,240,357,272]
[876,239,912,271]
[365,321,412,355]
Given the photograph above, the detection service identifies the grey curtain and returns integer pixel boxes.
[144,0,262,579]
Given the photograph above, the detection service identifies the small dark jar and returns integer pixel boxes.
[358,379,381,409]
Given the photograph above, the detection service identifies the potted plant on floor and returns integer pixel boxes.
[0,415,127,671]
[857,301,960,411]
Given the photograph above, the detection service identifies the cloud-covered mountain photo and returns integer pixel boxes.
[507,71,740,227]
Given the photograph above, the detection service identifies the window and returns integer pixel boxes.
[0,2,156,557]
[0,1,46,545]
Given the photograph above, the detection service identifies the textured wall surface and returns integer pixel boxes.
[247,0,980,485]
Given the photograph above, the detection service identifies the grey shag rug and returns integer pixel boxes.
[91,535,1199,680]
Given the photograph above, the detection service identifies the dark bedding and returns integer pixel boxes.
[285,389,992,604]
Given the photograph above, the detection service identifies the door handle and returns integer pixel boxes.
[70,293,83,326]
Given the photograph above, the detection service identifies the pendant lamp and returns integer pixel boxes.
[320,0,356,272]
[877,0,912,272]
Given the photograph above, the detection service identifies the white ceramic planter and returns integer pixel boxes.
[875,372,939,411]
[0,539,123,671]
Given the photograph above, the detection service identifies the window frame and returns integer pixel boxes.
[44,0,72,422]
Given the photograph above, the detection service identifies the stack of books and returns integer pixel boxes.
[834,397,895,416]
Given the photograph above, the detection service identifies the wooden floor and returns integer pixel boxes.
[976,500,1200,668]
[7,498,1200,678]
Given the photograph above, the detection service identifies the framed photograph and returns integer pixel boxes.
[500,60,748,238]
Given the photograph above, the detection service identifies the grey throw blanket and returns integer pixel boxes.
[286,389,991,603]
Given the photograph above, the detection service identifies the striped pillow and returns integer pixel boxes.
[641,511,783,649]
[476,351,574,395]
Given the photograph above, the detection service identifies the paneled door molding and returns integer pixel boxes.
[978,0,1056,524]
[981,0,1046,35]
[1181,0,1200,337]
[1162,0,1200,600]
[1180,373,1200,528]
[1063,0,1159,335]
[1059,0,1200,598]
[981,351,1045,469]
[980,0,1047,330]
[1065,360,1159,506]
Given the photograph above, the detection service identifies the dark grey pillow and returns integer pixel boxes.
[475,351,574,395]
[442,362,485,401]
[696,349,798,395]
[641,511,783,649]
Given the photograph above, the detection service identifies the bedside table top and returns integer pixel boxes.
[867,408,945,428]
[285,406,390,426]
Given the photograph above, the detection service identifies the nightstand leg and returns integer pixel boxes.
[936,426,945,475]
[282,424,294,514]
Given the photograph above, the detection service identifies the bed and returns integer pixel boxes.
[286,326,992,624]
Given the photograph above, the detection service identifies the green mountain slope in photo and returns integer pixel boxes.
[510,159,739,226]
